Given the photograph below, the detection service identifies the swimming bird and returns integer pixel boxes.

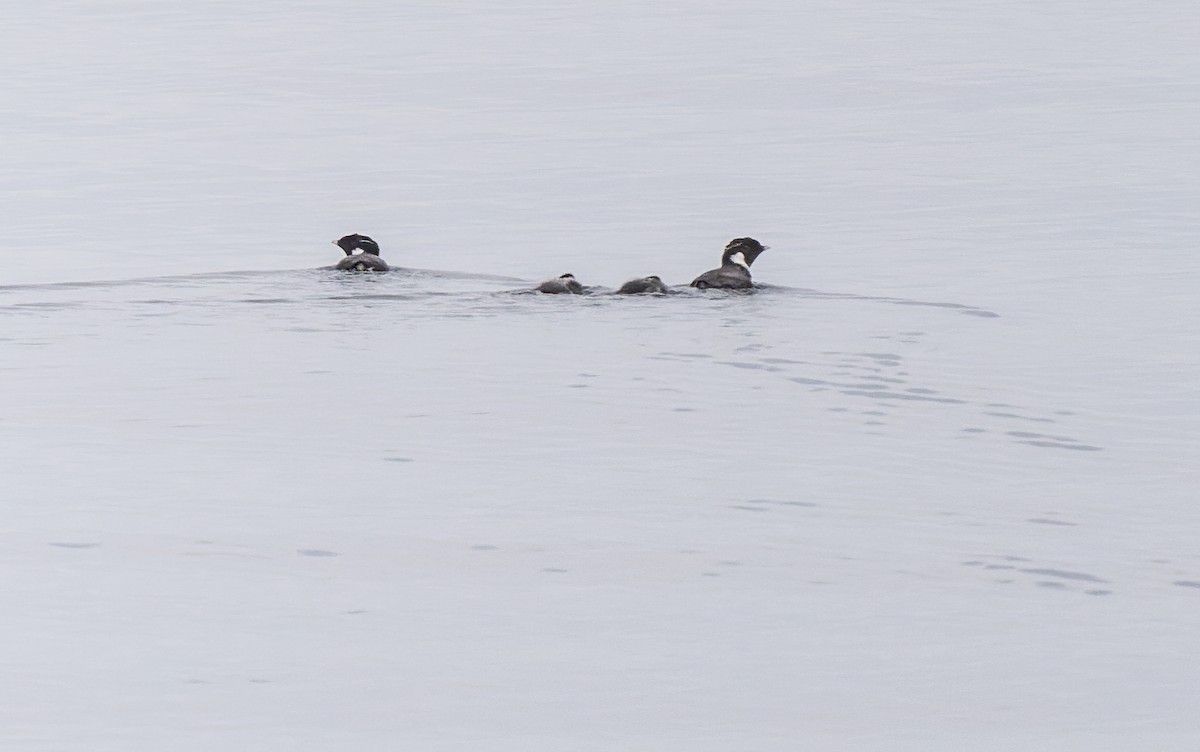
[616,275,668,294]
[333,234,390,272]
[536,273,584,294]
[690,238,768,290]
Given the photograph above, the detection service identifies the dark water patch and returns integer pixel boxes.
[3,302,81,312]
[984,564,1016,570]
[1009,430,1077,442]
[342,609,368,615]
[672,407,695,412]
[855,354,903,367]
[1021,568,1107,583]
[1028,518,1077,526]
[862,410,887,416]
[716,360,783,372]
[471,544,499,551]
[743,498,819,508]
[985,411,1056,423]
[840,364,884,373]
[968,556,1036,568]
[962,427,987,433]
[828,407,849,412]
[298,549,339,557]
[862,375,906,384]
[840,389,967,404]
[1006,431,1102,451]
[383,456,414,463]
[1173,581,1200,589]
[542,568,569,574]
[905,387,939,395]
[791,377,833,386]
[1084,590,1113,596]
[657,352,713,360]
[1037,581,1069,590]
[760,357,809,365]
[50,542,100,549]
[792,376,898,391]
[1016,439,1103,452]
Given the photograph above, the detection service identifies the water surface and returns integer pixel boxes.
[2,1,1199,749]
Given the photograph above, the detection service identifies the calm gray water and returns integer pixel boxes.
[2,1,1199,750]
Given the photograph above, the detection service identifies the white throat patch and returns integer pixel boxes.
[729,251,750,270]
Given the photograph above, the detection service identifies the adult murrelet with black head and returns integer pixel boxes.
[536,273,584,294]
[690,238,768,290]
[616,275,668,294]
[333,234,390,272]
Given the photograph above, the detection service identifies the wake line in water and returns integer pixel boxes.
[0,265,529,294]
[0,270,1001,320]
[781,285,1001,318]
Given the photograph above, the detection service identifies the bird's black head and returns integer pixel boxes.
[722,237,768,267]
[559,273,576,280]
[334,234,382,256]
